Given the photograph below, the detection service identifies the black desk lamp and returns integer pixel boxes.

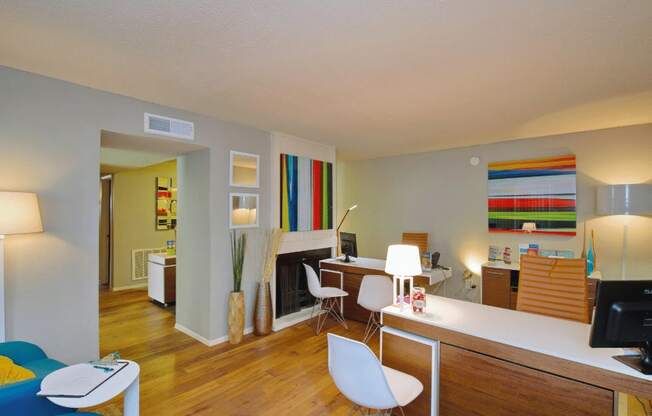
[336,204,357,262]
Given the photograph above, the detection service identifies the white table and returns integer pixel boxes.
[380,295,652,414]
[42,360,140,415]
[321,256,452,285]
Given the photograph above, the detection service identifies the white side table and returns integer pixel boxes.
[42,360,140,416]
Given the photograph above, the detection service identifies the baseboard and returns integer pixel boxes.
[111,283,148,291]
[174,323,254,347]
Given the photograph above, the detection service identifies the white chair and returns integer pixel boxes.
[328,333,423,416]
[357,275,393,344]
[304,264,349,335]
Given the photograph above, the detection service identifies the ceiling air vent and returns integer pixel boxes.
[144,113,194,140]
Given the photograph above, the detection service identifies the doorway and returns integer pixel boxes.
[99,175,112,288]
[98,129,207,356]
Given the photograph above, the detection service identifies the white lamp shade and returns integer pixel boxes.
[385,244,422,276]
[596,184,652,216]
[0,192,43,235]
[522,222,537,232]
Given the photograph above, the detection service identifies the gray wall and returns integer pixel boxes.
[338,124,652,301]
[177,150,211,338]
[0,66,270,362]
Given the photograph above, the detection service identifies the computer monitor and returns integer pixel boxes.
[589,280,652,375]
[339,232,357,263]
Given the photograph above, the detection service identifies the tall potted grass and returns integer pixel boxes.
[254,228,283,335]
[228,230,247,344]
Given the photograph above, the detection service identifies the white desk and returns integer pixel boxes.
[321,257,452,285]
[319,257,452,323]
[381,295,652,415]
[44,360,140,415]
[483,260,603,279]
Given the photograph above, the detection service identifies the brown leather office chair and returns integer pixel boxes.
[516,255,590,324]
[401,232,428,255]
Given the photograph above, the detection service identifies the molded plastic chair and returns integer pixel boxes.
[357,275,393,343]
[327,333,423,415]
[304,264,349,335]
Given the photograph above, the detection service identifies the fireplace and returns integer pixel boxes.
[275,248,332,319]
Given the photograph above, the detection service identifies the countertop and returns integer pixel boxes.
[381,294,652,382]
[321,257,452,284]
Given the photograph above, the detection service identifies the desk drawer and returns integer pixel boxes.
[439,343,613,416]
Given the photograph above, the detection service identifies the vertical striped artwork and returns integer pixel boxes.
[488,155,577,236]
[280,154,333,232]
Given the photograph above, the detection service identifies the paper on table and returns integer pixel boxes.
[38,361,128,398]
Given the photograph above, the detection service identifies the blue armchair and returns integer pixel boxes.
[0,341,99,416]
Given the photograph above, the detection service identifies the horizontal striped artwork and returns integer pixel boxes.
[280,154,333,232]
[488,155,577,236]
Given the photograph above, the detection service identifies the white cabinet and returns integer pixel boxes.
[148,253,176,306]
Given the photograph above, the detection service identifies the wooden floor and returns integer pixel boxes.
[92,288,377,416]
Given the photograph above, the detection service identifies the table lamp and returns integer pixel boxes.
[0,192,43,341]
[522,222,537,233]
[596,184,652,280]
[336,204,357,258]
[385,244,422,311]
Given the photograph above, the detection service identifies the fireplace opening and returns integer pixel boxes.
[275,248,332,319]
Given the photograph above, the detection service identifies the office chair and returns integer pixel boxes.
[517,255,590,324]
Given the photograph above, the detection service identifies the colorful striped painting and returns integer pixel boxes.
[280,154,333,232]
[488,155,576,236]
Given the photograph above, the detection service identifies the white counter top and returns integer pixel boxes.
[381,294,652,382]
[321,257,452,285]
[148,253,176,265]
[483,260,603,279]
[482,260,520,271]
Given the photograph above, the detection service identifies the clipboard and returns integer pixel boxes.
[38,361,130,398]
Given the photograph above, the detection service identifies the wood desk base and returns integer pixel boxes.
[438,343,612,416]
[381,312,652,415]
[320,260,434,322]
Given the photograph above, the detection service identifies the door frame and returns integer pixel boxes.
[100,174,114,288]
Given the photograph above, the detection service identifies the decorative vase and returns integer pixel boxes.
[587,234,595,276]
[254,282,273,336]
[228,291,245,344]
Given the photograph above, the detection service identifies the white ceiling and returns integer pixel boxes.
[2,1,651,160]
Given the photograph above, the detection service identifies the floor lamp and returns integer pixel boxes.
[0,192,43,342]
[596,184,652,280]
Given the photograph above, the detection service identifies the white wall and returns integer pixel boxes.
[338,124,652,302]
[176,150,211,339]
[0,66,270,361]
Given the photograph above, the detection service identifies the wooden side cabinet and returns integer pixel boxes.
[148,254,176,306]
[482,266,514,309]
